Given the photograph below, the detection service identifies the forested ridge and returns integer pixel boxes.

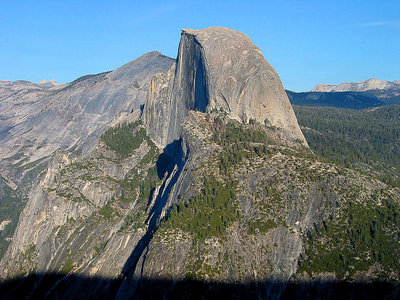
[294,105,400,186]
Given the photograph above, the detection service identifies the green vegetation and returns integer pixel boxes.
[251,179,288,228]
[115,136,160,231]
[62,259,75,274]
[100,120,145,156]
[120,165,159,204]
[247,218,277,234]
[0,183,26,260]
[50,122,161,235]
[185,257,223,280]
[212,117,271,147]
[298,196,400,279]
[118,212,147,232]
[294,105,400,186]
[61,249,76,274]
[287,90,386,109]
[211,118,274,172]
[94,241,107,255]
[159,117,282,240]
[0,159,47,261]
[19,244,38,274]
[24,244,36,258]
[161,176,239,239]
[98,204,117,220]
[3,151,27,162]
[116,150,161,231]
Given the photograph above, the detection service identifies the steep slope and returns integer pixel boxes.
[3,109,398,299]
[0,51,173,179]
[123,111,400,285]
[0,120,164,280]
[0,26,308,290]
[144,27,307,148]
[0,52,174,259]
[1,27,400,299]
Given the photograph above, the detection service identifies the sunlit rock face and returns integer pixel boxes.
[144,26,307,148]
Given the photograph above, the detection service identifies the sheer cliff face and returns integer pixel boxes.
[143,32,210,148]
[2,28,400,298]
[144,27,307,148]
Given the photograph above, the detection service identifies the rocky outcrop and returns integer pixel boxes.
[312,78,400,92]
[2,27,400,299]
[0,51,173,180]
[0,26,310,286]
[124,110,399,286]
[0,52,174,262]
[39,79,60,87]
[144,27,307,148]
[0,121,161,279]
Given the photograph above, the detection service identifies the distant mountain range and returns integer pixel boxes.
[0,79,60,88]
[287,79,400,109]
[312,78,400,92]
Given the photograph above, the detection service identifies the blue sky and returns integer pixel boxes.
[0,0,399,91]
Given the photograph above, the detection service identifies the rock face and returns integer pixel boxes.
[0,51,173,163]
[4,27,399,299]
[0,52,174,263]
[144,27,307,148]
[0,51,173,189]
[130,111,400,287]
[0,27,310,290]
[312,78,400,92]
[0,126,158,280]
[39,79,60,87]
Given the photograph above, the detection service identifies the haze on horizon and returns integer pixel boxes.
[0,0,399,92]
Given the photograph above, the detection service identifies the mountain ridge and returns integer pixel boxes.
[0,27,399,299]
[143,26,307,148]
[312,78,400,92]
[286,90,388,109]
[0,27,308,281]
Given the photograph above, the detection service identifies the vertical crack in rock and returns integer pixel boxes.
[143,32,210,148]
[118,26,309,296]
[144,26,307,150]
[116,139,188,298]
[0,27,312,299]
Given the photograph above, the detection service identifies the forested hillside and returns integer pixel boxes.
[294,105,400,186]
[287,89,400,109]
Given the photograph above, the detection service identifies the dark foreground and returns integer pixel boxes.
[1,273,399,300]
